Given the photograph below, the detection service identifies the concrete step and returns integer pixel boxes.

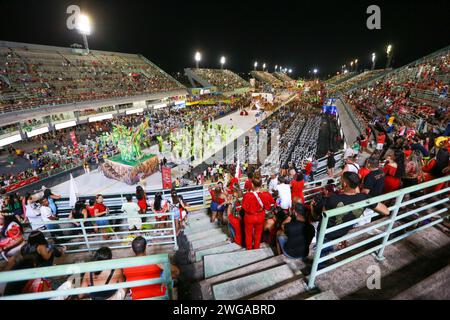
[186,228,225,242]
[184,222,221,236]
[200,255,289,300]
[249,278,308,300]
[212,263,302,300]
[204,247,274,279]
[391,264,450,300]
[191,233,229,251]
[195,242,244,262]
[306,290,339,300]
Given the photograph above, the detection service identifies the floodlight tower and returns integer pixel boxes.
[195,52,202,69]
[275,65,278,72]
[263,63,266,71]
[254,61,258,71]
[354,59,358,72]
[371,53,376,70]
[76,14,91,54]
[220,56,226,69]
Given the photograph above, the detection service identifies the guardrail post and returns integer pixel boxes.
[307,214,329,289]
[202,185,206,206]
[375,194,404,261]
[164,259,173,300]
[79,220,92,253]
[171,211,178,251]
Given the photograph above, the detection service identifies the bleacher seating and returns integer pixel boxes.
[328,69,387,95]
[0,42,185,114]
[272,72,294,83]
[343,47,450,130]
[251,71,283,87]
[189,68,249,92]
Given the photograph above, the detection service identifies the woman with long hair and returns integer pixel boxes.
[135,186,148,215]
[21,230,64,267]
[242,172,275,250]
[170,189,189,236]
[383,149,405,193]
[151,192,170,230]
[209,184,227,225]
[291,171,305,205]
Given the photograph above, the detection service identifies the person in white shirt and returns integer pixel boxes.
[121,195,142,231]
[275,176,292,210]
[40,198,63,241]
[25,194,44,230]
[342,155,360,175]
[268,173,278,194]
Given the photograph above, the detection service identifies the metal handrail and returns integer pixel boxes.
[0,254,173,300]
[307,175,450,289]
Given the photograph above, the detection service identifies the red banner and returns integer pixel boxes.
[5,176,40,193]
[161,166,173,190]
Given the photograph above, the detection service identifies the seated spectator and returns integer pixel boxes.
[0,213,25,259]
[123,237,170,300]
[80,247,125,300]
[20,230,64,267]
[121,194,142,231]
[277,203,315,260]
[320,172,389,265]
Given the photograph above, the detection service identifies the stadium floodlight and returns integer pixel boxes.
[386,44,393,68]
[76,14,92,54]
[220,56,226,69]
[254,61,258,70]
[263,63,266,71]
[371,52,376,70]
[275,65,278,71]
[313,68,318,74]
[288,69,292,74]
[195,52,202,68]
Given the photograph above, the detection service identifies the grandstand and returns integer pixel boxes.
[341,46,450,133]
[325,71,357,86]
[327,69,389,95]
[184,68,250,93]
[273,72,294,83]
[250,71,284,87]
[0,41,187,126]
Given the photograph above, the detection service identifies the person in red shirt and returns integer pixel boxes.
[376,132,386,151]
[241,172,275,250]
[227,183,243,246]
[123,237,179,300]
[290,172,305,205]
[244,172,254,192]
[136,186,148,215]
[93,194,110,240]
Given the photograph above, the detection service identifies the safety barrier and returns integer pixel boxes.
[307,175,450,289]
[39,211,177,254]
[0,254,173,300]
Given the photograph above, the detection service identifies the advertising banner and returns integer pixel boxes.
[162,166,173,189]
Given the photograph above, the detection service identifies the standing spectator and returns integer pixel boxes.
[274,176,292,211]
[40,198,63,242]
[326,150,336,177]
[43,189,61,217]
[121,195,142,231]
[291,172,305,205]
[244,172,254,192]
[376,131,386,151]
[93,195,110,240]
[242,172,275,250]
[361,158,385,197]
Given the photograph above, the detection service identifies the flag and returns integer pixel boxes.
[235,160,242,178]
[69,173,79,208]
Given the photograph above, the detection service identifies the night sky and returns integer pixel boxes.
[1,0,449,78]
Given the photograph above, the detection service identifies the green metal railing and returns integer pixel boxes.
[307,175,450,289]
[0,254,173,300]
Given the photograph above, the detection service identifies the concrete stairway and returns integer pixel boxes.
[177,207,337,300]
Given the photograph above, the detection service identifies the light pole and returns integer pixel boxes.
[254,61,258,71]
[371,53,376,70]
[275,65,278,72]
[195,52,202,69]
[220,56,226,69]
[288,69,292,74]
[76,14,91,54]
[263,63,266,71]
[313,68,318,79]
[350,61,354,72]
[386,44,393,69]
[354,59,358,72]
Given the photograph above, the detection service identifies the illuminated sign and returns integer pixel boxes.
[26,126,49,138]
[55,120,77,130]
[88,114,114,122]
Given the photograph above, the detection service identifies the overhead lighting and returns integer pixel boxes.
[77,14,92,35]
[195,52,202,62]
